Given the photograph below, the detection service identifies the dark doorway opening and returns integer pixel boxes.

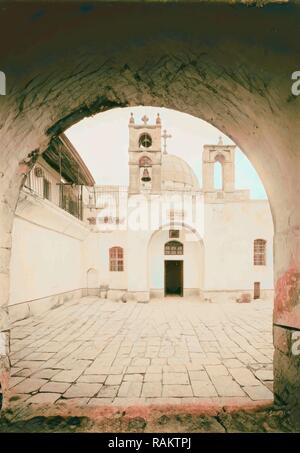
[165,260,183,296]
[254,281,261,299]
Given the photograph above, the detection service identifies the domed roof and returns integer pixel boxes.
[161,154,199,190]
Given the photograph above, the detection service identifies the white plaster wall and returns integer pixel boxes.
[82,231,128,290]
[10,217,83,305]
[204,200,274,292]
[9,192,90,305]
[127,230,150,293]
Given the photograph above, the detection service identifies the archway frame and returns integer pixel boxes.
[0,2,300,412]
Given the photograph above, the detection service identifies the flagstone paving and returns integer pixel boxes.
[8,296,274,409]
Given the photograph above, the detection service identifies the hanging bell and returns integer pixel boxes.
[141,168,151,182]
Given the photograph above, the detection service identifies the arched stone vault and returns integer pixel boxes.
[0,2,299,412]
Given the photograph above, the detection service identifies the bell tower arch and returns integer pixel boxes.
[128,113,162,194]
[202,137,235,193]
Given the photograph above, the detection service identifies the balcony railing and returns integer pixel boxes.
[24,171,84,221]
[59,184,83,220]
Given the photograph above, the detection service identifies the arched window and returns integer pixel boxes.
[164,240,184,255]
[139,133,152,149]
[254,239,266,265]
[109,246,124,271]
[214,154,225,190]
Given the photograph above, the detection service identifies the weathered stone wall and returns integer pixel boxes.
[273,325,300,428]
[0,1,300,410]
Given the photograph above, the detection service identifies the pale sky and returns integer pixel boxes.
[65,106,267,199]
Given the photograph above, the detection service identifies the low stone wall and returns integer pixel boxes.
[8,288,275,324]
[82,288,128,301]
[8,288,152,322]
[204,289,274,304]
[8,288,83,323]
[82,288,101,297]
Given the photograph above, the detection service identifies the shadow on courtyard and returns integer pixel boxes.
[0,402,297,433]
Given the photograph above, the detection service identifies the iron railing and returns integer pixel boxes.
[24,170,85,221]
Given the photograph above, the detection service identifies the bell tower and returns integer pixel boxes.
[128,113,162,194]
[202,137,250,201]
[202,137,236,193]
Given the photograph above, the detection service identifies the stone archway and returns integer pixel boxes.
[0,2,300,414]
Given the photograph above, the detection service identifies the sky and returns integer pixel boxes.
[65,106,267,199]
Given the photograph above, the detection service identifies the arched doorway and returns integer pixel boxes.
[86,268,99,296]
[164,240,184,296]
[148,225,204,300]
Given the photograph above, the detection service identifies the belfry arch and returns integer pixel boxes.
[203,140,235,193]
[0,2,300,420]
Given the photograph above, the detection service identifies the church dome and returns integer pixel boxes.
[161,154,199,190]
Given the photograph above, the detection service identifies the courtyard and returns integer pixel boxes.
[7,297,274,409]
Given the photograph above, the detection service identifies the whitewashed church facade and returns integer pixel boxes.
[9,114,274,320]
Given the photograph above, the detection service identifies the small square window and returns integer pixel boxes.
[169,229,180,239]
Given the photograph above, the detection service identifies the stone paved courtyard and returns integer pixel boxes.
[8,297,274,409]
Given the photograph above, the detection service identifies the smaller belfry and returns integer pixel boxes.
[128,113,162,194]
[202,137,236,194]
